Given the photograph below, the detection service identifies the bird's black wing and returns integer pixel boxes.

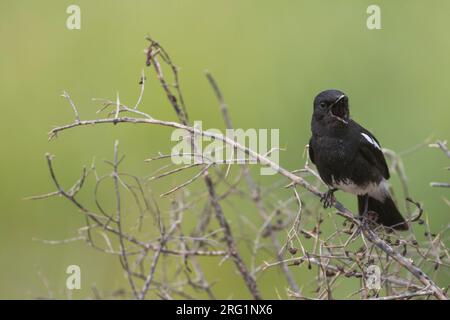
[356,125,390,179]
[308,138,315,164]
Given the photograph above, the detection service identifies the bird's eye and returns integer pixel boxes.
[320,102,327,108]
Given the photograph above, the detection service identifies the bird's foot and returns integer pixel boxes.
[358,211,379,229]
[320,188,337,208]
[366,211,379,223]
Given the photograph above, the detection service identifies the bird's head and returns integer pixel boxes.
[313,89,349,124]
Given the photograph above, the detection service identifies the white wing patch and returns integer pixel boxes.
[361,132,381,150]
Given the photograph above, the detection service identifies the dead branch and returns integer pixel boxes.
[35,36,449,300]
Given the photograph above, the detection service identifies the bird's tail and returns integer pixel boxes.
[357,195,409,231]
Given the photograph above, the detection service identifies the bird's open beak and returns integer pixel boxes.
[329,94,348,124]
[330,94,346,108]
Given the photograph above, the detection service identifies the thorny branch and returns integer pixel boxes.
[34,37,449,300]
[204,172,261,300]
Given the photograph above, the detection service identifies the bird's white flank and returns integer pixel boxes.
[332,177,389,201]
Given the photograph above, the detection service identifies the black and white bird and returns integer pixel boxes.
[309,89,408,231]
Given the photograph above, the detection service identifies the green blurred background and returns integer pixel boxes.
[0,0,449,299]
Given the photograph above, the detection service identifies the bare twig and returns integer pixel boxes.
[61,91,80,123]
[112,141,139,299]
[206,71,300,294]
[204,172,262,300]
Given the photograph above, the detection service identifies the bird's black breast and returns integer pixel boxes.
[309,133,382,188]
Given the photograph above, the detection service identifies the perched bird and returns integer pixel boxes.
[308,89,408,230]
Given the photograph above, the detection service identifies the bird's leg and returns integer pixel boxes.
[363,194,369,215]
[320,188,337,208]
[360,194,379,224]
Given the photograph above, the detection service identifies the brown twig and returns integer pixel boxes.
[204,172,262,300]
[205,71,300,294]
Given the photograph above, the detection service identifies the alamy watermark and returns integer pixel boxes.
[367,5,381,30]
[170,121,280,176]
[66,265,81,290]
[66,5,81,30]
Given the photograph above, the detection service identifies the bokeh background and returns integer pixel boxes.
[0,0,449,299]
